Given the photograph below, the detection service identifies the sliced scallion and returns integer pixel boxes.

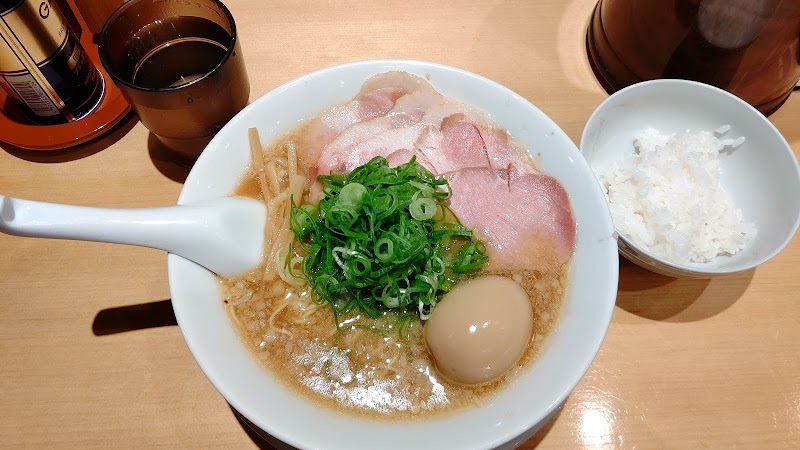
[289,156,489,320]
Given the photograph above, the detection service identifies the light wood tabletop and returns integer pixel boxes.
[2,0,799,448]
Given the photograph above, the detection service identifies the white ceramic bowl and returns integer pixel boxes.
[169,60,618,449]
[581,79,800,278]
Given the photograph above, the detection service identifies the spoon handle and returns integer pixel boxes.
[0,195,265,276]
[2,194,204,246]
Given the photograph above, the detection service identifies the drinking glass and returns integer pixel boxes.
[98,0,249,160]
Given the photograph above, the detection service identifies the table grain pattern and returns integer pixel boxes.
[2,0,799,448]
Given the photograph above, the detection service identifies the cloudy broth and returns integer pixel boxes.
[221,122,568,420]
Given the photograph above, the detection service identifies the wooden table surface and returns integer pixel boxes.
[2,0,799,448]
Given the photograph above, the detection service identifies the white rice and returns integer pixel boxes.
[594,127,756,264]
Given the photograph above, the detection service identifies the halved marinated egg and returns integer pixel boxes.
[424,275,533,385]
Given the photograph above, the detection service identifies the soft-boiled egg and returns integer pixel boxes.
[424,275,533,385]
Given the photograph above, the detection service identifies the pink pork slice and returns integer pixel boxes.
[323,125,428,173]
[417,114,491,174]
[445,167,576,271]
[302,72,437,166]
[418,114,537,177]
[318,108,538,179]
[317,90,449,174]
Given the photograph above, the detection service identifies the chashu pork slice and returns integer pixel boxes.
[318,109,537,179]
[417,114,538,177]
[445,168,576,271]
[302,71,437,167]
[315,90,445,174]
[319,125,428,174]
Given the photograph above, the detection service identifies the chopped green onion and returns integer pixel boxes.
[374,237,395,262]
[289,156,489,321]
[290,202,319,241]
[337,182,367,208]
[409,197,437,220]
[382,296,400,308]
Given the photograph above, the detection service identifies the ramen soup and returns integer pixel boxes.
[221,72,576,420]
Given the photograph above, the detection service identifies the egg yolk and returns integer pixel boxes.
[424,275,533,385]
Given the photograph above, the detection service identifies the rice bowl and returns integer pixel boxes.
[581,79,800,278]
[169,60,618,449]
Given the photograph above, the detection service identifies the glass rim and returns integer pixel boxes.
[97,0,238,93]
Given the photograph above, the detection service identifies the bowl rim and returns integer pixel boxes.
[169,59,619,449]
[580,78,800,276]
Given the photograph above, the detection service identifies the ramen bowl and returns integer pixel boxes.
[169,60,618,449]
[580,79,800,278]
